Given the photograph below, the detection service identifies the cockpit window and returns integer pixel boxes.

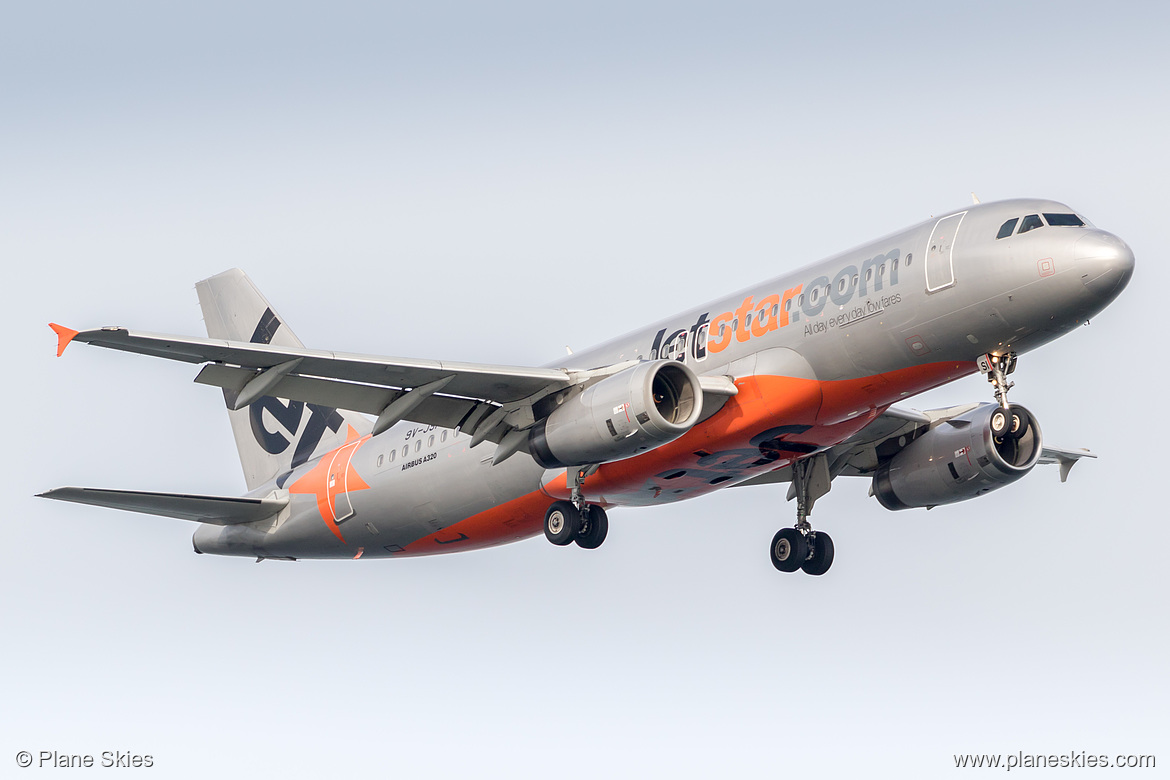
[996,218,1019,239]
[1043,213,1085,227]
[1018,214,1044,234]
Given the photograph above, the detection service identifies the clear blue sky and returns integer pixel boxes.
[4,2,1166,777]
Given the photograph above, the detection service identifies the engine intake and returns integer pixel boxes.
[872,403,1042,510]
[530,360,703,469]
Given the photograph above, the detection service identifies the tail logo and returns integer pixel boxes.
[250,400,344,468]
[245,308,344,468]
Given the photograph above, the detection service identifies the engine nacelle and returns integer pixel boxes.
[529,360,703,469]
[872,403,1043,510]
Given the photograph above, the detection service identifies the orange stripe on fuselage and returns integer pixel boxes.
[554,360,976,505]
[397,488,551,556]
[566,360,976,505]
[392,360,976,556]
[547,374,823,505]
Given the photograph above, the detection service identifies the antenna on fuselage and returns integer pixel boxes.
[971,192,981,204]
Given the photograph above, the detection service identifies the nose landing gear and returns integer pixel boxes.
[769,453,835,576]
[979,351,1017,407]
[979,351,1030,440]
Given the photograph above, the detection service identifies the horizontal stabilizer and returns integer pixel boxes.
[38,488,287,525]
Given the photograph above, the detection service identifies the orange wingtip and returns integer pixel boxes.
[49,323,80,357]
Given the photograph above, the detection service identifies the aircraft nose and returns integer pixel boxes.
[1074,231,1135,298]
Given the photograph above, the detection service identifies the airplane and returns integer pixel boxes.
[40,198,1134,574]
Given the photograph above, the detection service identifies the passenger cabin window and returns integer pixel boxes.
[1018,214,1044,234]
[1043,213,1085,227]
[997,218,1019,239]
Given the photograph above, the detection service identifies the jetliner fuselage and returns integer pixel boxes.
[180,198,1132,560]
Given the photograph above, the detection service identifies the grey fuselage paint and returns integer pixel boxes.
[192,199,1134,559]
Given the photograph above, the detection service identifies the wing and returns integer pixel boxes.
[38,487,287,525]
[1037,445,1098,483]
[55,325,575,441]
[830,403,1095,481]
[737,403,1096,488]
[52,325,738,449]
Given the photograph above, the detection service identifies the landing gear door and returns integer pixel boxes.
[925,211,965,293]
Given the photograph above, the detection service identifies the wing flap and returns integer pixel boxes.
[194,364,485,431]
[196,363,396,416]
[38,487,287,525]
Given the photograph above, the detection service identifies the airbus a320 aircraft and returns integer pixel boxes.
[41,198,1133,574]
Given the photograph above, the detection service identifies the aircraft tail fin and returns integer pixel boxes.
[195,269,372,490]
[38,487,287,525]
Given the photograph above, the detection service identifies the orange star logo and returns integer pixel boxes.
[289,425,371,544]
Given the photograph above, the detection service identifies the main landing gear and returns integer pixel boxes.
[544,466,609,550]
[770,453,835,576]
[978,351,1031,440]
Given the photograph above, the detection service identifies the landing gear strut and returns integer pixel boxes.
[978,351,1017,408]
[978,351,1030,440]
[544,465,609,549]
[770,453,835,575]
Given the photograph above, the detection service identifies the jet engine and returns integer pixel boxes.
[529,360,704,469]
[871,403,1042,510]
